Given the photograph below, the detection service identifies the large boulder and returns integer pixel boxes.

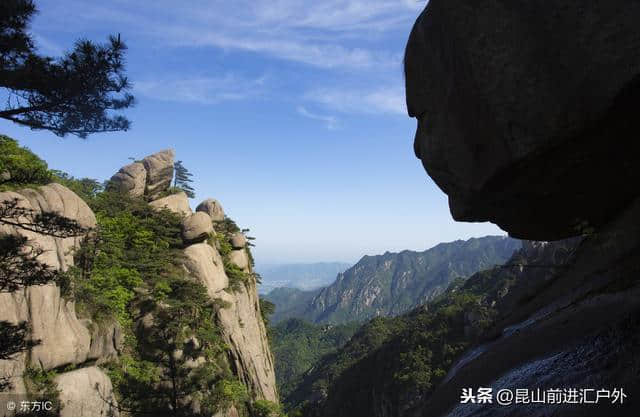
[55,367,119,417]
[0,184,97,392]
[108,162,146,197]
[149,192,192,217]
[404,0,640,240]
[183,243,228,296]
[142,149,174,198]
[182,212,213,243]
[196,198,225,221]
[229,249,249,271]
[230,233,247,249]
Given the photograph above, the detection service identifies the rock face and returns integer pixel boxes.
[108,149,175,199]
[180,230,278,403]
[230,233,247,249]
[142,149,175,198]
[137,178,279,404]
[196,198,225,221]
[55,367,119,417]
[400,3,640,416]
[0,184,119,415]
[149,191,191,217]
[404,0,640,240]
[109,162,146,197]
[182,212,214,243]
[183,243,228,296]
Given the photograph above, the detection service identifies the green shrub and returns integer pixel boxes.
[0,135,52,186]
[253,399,284,417]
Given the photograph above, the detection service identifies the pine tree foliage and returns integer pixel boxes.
[173,160,195,198]
[0,0,134,137]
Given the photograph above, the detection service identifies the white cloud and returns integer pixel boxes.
[305,86,407,115]
[135,74,267,104]
[297,106,339,130]
[37,0,425,71]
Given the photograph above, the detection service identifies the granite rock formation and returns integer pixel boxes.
[196,198,225,221]
[403,1,640,416]
[405,0,640,240]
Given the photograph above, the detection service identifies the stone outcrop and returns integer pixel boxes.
[108,149,175,200]
[85,320,123,365]
[183,243,228,296]
[0,183,119,414]
[230,233,247,249]
[182,212,214,243]
[142,149,175,198]
[108,162,146,197]
[55,367,119,417]
[402,3,640,416]
[196,198,225,221]
[133,163,279,404]
[149,191,191,217]
[405,0,640,240]
[229,248,250,270]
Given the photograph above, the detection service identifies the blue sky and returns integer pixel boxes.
[0,0,505,264]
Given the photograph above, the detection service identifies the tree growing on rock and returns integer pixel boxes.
[0,198,88,391]
[0,0,134,138]
[173,160,195,198]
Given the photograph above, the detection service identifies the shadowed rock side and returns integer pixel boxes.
[402,1,640,416]
[405,0,640,240]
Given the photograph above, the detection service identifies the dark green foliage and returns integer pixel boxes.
[213,217,260,294]
[50,170,103,201]
[290,241,580,417]
[0,0,134,137]
[259,298,275,327]
[67,189,260,415]
[271,319,358,400]
[252,399,284,417]
[173,160,195,198]
[0,135,51,186]
[23,367,61,415]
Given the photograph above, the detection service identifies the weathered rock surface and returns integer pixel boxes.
[229,249,249,270]
[142,149,175,198]
[84,320,123,365]
[183,243,228,296]
[215,285,279,403]
[55,367,119,417]
[196,198,225,222]
[149,192,191,217]
[230,233,247,249]
[182,236,277,403]
[405,0,640,240]
[108,162,147,197]
[0,183,122,416]
[182,212,213,243]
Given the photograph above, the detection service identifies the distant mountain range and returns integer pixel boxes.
[256,262,351,294]
[265,236,521,324]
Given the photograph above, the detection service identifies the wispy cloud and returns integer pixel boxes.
[297,106,339,130]
[305,86,406,115]
[36,0,424,71]
[135,74,268,104]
